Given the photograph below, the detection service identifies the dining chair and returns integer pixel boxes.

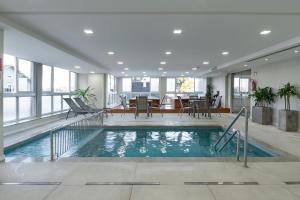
[135,96,151,119]
[177,96,192,117]
[119,95,131,117]
[151,95,166,117]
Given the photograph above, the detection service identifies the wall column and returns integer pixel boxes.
[0,29,4,161]
[34,62,43,118]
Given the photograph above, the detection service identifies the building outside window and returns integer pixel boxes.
[3,54,35,123]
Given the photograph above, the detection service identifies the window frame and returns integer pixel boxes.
[42,65,77,115]
[3,55,36,123]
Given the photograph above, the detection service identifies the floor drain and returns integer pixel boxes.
[86,182,160,185]
[285,181,300,185]
[0,182,61,185]
[184,181,259,185]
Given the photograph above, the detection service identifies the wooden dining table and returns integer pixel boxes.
[189,99,211,118]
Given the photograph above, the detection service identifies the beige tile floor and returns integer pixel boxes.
[1,113,300,200]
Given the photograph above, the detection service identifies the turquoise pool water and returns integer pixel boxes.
[5,127,274,158]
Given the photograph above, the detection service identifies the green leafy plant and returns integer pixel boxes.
[75,86,96,104]
[206,84,214,100]
[277,82,300,111]
[249,87,276,107]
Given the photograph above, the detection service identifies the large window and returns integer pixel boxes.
[175,77,195,93]
[3,54,36,123]
[3,54,16,93]
[150,78,159,92]
[42,66,77,115]
[167,78,175,92]
[3,54,77,123]
[106,74,118,107]
[42,65,52,92]
[3,97,17,122]
[122,78,132,92]
[166,77,207,102]
[54,67,70,93]
[121,77,206,102]
[18,59,33,92]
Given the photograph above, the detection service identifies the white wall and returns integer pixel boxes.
[251,56,300,128]
[78,73,105,108]
[210,75,227,107]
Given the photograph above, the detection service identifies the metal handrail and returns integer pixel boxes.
[213,107,249,168]
[50,111,104,161]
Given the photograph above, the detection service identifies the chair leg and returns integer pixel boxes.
[66,109,71,119]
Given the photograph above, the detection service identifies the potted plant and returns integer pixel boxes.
[206,83,213,102]
[277,82,300,131]
[249,87,276,125]
[75,86,96,104]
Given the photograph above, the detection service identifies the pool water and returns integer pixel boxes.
[5,127,273,158]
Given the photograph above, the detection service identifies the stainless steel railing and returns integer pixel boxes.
[50,112,104,161]
[213,107,249,167]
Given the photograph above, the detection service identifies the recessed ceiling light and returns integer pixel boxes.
[173,29,182,35]
[163,71,167,74]
[107,51,115,55]
[203,61,210,65]
[142,72,146,74]
[84,29,94,35]
[185,71,189,74]
[90,71,95,74]
[260,30,271,35]
[117,61,124,65]
[181,74,185,77]
[192,67,197,71]
[264,58,269,61]
[121,71,125,74]
[165,51,172,55]
[158,67,164,71]
[244,64,248,67]
[294,50,299,53]
[222,51,229,55]
[124,68,129,70]
[160,61,167,65]
[74,66,81,69]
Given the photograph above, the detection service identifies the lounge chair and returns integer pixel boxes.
[74,97,112,118]
[63,98,90,119]
[74,97,102,113]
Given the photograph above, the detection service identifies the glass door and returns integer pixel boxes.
[232,70,251,114]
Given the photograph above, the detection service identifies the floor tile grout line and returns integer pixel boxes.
[206,185,217,200]
[283,185,300,199]
[41,184,60,200]
[129,185,133,200]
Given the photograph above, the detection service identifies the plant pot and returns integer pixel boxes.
[252,106,273,125]
[278,110,298,132]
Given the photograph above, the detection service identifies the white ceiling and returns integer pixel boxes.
[1,0,300,76]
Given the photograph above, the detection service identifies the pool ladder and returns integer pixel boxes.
[213,107,249,168]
